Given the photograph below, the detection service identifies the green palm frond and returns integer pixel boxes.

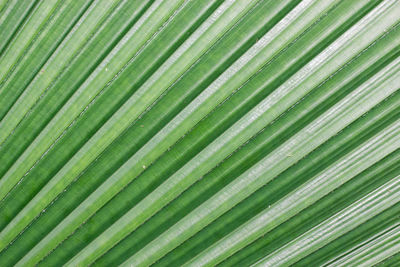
[0,0,399,266]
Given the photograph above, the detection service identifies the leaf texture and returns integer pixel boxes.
[0,0,399,266]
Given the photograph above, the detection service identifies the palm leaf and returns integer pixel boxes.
[0,0,399,266]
